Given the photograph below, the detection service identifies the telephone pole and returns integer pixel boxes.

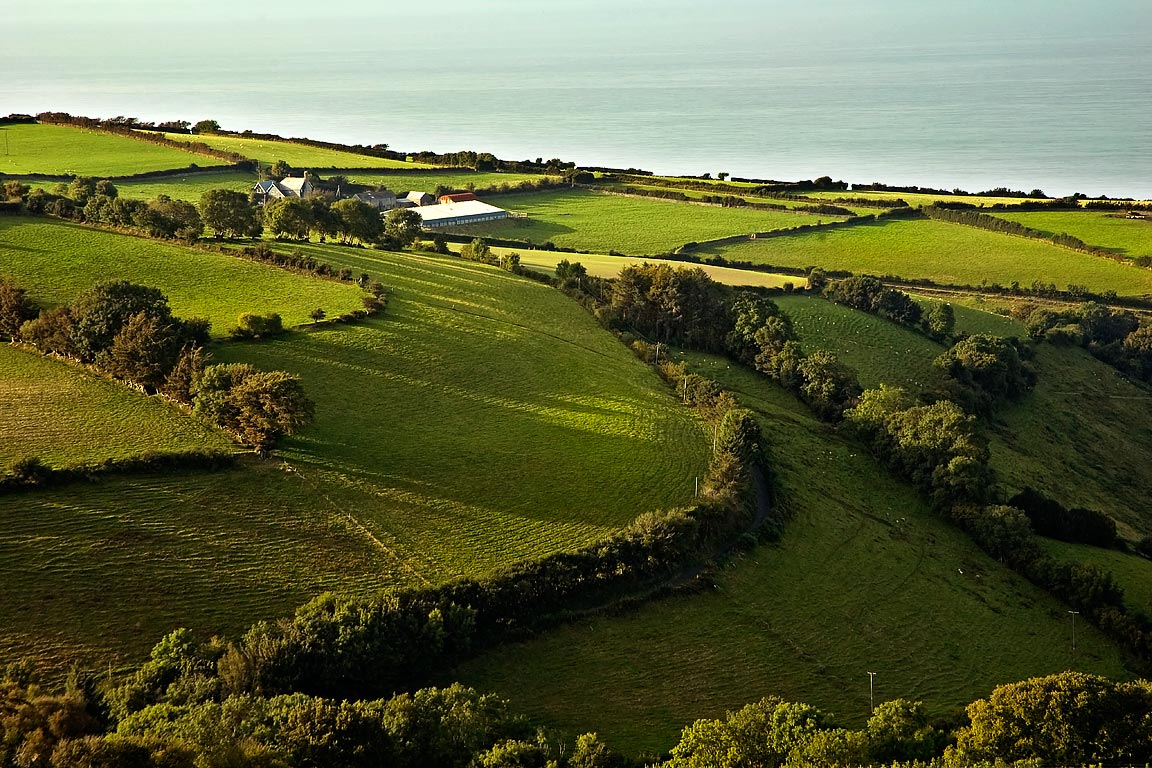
[1068,610,1079,658]
[867,671,876,714]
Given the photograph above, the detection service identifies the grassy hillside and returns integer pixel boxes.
[456,356,1131,755]
[0,123,224,177]
[441,189,834,255]
[774,295,945,391]
[154,132,430,169]
[0,217,364,329]
[704,218,1152,297]
[989,344,1152,539]
[1042,540,1152,618]
[1,243,710,676]
[992,210,1152,260]
[909,294,1026,337]
[214,246,710,576]
[0,462,404,675]
[0,344,232,468]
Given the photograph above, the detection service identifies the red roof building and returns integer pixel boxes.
[438,192,478,204]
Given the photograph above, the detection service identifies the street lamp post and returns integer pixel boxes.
[1068,610,1079,658]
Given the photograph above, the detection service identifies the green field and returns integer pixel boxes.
[990,344,1152,539]
[774,295,945,391]
[597,181,874,216]
[0,344,232,468]
[0,217,365,329]
[441,189,834,255]
[457,356,1130,754]
[0,123,224,177]
[992,210,1152,260]
[0,462,401,675]
[503,248,797,288]
[1042,540,1152,618]
[111,168,258,201]
[1,243,710,676]
[337,169,559,193]
[705,217,1152,297]
[154,132,431,169]
[909,294,1026,337]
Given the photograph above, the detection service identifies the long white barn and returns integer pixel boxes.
[415,200,509,228]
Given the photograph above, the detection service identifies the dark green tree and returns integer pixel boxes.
[0,277,38,339]
[383,207,424,248]
[200,189,261,238]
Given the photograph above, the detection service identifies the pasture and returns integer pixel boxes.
[215,245,710,577]
[705,217,1152,297]
[1042,540,1152,618]
[0,344,232,468]
[773,295,945,391]
[441,189,833,255]
[154,131,430,169]
[908,294,1026,337]
[111,168,258,201]
[989,343,1152,538]
[0,217,365,329]
[991,210,1152,260]
[0,243,710,675]
[0,462,404,675]
[457,355,1130,754]
[596,181,874,216]
[0,123,223,177]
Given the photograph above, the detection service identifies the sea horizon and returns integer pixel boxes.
[7,0,1152,198]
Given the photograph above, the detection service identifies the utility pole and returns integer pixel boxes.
[1068,610,1079,658]
[867,671,876,714]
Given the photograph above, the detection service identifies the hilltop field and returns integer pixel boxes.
[0,123,224,176]
[701,217,1152,297]
[441,188,838,254]
[152,130,430,169]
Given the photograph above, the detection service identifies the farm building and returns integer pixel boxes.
[415,200,509,228]
[355,189,397,210]
[399,191,435,207]
[252,176,313,205]
[439,192,477,204]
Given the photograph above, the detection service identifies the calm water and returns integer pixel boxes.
[7,0,1152,197]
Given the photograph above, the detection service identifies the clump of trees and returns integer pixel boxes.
[193,363,313,454]
[933,334,1035,412]
[659,673,1152,768]
[606,263,730,350]
[17,180,204,241]
[1022,301,1152,384]
[12,279,312,453]
[1008,487,1119,548]
[823,275,923,327]
[199,189,262,238]
[846,385,991,505]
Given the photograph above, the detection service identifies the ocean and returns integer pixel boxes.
[6,0,1152,197]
